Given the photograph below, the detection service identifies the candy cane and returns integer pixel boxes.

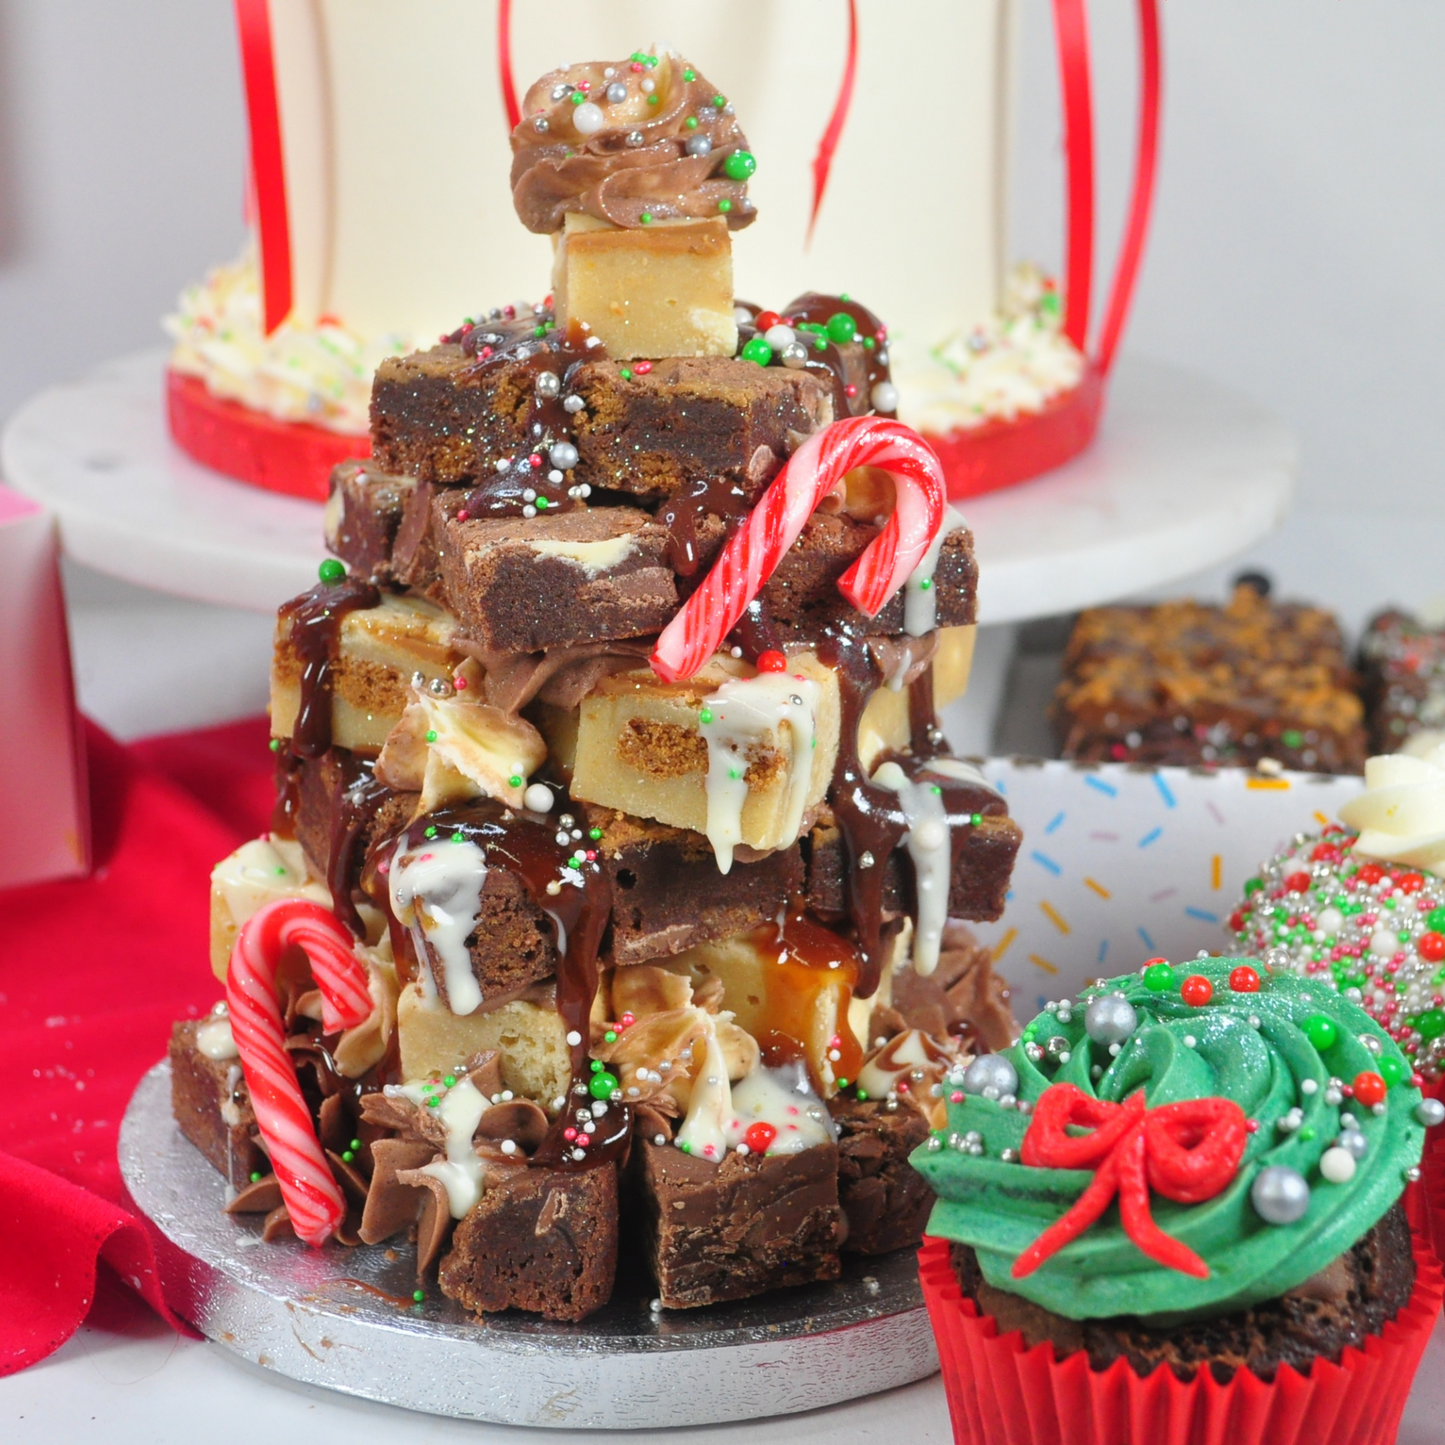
[650,416,946,682]
[226,899,373,1247]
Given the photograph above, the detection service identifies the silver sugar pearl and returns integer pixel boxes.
[548,441,580,470]
[535,370,561,399]
[1337,1128,1369,1160]
[684,133,713,158]
[563,394,586,413]
[625,130,645,148]
[1404,1165,1422,1183]
[926,1136,943,1152]
[1251,1164,1311,1225]
[869,381,899,413]
[1000,1147,1019,1163]
[605,81,629,104]
[961,1053,1019,1098]
[780,341,810,369]
[532,116,549,133]
[1415,1097,1445,1127]
[1084,992,1138,1046]
[858,850,875,869]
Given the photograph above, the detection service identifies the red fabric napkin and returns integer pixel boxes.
[0,717,273,1374]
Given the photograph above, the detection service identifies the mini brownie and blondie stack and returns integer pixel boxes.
[169,49,1022,1322]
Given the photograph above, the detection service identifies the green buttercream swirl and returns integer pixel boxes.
[912,958,1425,1322]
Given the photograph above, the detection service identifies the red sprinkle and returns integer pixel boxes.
[844,384,858,397]
[754,310,781,331]
[1228,965,1261,993]
[633,360,653,374]
[1420,932,1445,962]
[1311,841,1343,863]
[1245,1119,1259,1133]
[1181,975,1214,1007]
[480,345,494,359]
[530,454,543,469]
[756,650,788,673]
[453,676,468,690]
[1285,871,1312,894]
[1356,862,1386,886]
[744,1122,778,1154]
[1400,872,1426,894]
[1353,1071,1387,1108]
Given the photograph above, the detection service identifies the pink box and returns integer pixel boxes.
[0,485,89,887]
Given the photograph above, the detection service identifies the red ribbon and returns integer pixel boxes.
[1053,0,1162,372]
[496,0,521,131]
[234,0,291,335]
[1013,1083,1247,1280]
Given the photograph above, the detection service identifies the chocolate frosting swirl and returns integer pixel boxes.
[510,52,757,233]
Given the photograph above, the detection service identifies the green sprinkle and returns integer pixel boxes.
[856,1088,869,1101]
[443,1074,457,1088]
[730,768,741,780]
[717,199,732,214]
[740,335,772,366]
[1040,290,1061,317]
[1281,729,1305,748]
[647,94,659,106]
[536,496,549,509]
[451,831,464,843]
[269,738,281,752]
[836,1078,850,1089]
[683,67,696,81]
[931,784,943,795]
[318,558,346,584]
[1416,1008,1445,1040]
[971,813,983,826]
[712,94,726,107]
[590,1058,604,1073]
[686,116,699,128]
[341,1150,354,1163]
[699,707,714,724]
[840,292,851,301]
[250,1171,262,1183]
[1299,1125,1315,1141]
[350,1139,361,1150]
[644,55,658,68]
[534,324,546,337]
[589,827,603,840]
[620,367,633,380]
[919,577,933,591]
[508,774,523,788]
[425,728,438,743]
[275,866,285,876]
[826,312,858,345]
[1244,877,1264,895]
[814,338,827,352]
[679,1141,692,1153]
[425,826,438,839]
[570,91,586,105]
[723,149,756,182]
[1302,1014,1338,1050]
[426,1096,439,1108]
[640,211,653,224]
[1427,907,1445,933]
[862,336,876,350]
[1143,962,1176,992]
[1379,1053,1408,1086]
[413,1289,426,1303]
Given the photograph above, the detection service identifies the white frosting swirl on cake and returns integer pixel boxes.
[1339,741,1445,875]
[165,242,411,434]
[894,263,1086,436]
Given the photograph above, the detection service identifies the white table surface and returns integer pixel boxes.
[2,350,1294,623]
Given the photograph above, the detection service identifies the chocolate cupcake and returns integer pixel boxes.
[912,957,1444,1445]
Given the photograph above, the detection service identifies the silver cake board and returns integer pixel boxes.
[120,1062,939,1428]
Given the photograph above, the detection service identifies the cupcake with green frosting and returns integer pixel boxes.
[913,956,1444,1445]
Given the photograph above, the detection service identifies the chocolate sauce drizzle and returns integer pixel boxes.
[817,619,1006,1000]
[782,291,896,422]
[327,755,399,939]
[449,308,605,522]
[277,576,381,758]
[381,799,626,1171]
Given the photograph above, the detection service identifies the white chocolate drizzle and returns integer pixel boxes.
[196,1011,239,1061]
[699,670,820,873]
[675,1014,734,1162]
[418,1078,491,1218]
[388,835,488,1015]
[902,506,970,637]
[871,755,998,977]
[858,1028,953,1100]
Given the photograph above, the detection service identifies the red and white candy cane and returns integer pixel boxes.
[226,899,373,1247]
[650,416,946,682]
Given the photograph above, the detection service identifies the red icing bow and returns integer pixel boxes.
[1013,1083,1248,1280]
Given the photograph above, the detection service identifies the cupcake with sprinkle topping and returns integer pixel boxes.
[913,957,1443,1445]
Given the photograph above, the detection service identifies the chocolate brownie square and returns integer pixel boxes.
[585,808,805,965]
[1054,584,1367,773]
[438,1164,618,1322]
[371,345,834,502]
[169,1020,264,1189]
[1359,608,1445,753]
[634,1138,844,1308]
[324,461,417,582]
[829,1098,933,1255]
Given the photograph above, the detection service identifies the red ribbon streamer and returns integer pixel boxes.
[234,0,292,335]
[1013,1083,1247,1280]
[1051,0,1095,356]
[497,0,520,131]
[807,0,860,244]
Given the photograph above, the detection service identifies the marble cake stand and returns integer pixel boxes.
[2,349,1295,621]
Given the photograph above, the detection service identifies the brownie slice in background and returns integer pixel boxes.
[1359,608,1445,753]
[829,1099,933,1255]
[1054,582,1367,773]
[169,1020,265,1190]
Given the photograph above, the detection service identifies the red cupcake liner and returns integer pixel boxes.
[918,1229,1443,1445]
[166,368,368,502]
